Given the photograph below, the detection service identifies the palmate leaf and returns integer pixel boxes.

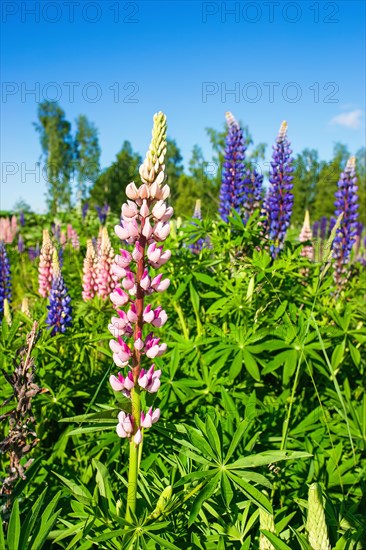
[188,473,220,526]
[229,450,312,470]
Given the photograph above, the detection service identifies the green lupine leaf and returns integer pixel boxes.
[7,499,20,550]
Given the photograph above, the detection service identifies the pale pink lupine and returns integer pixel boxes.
[0,217,17,243]
[82,240,98,301]
[299,210,314,260]
[96,227,117,299]
[109,112,171,446]
[67,224,80,250]
[38,229,54,298]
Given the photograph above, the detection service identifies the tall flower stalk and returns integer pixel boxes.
[38,229,54,298]
[0,242,12,318]
[46,251,72,336]
[242,167,264,224]
[332,156,359,288]
[108,112,172,523]
[299,210,314,260]
[219,112,246,222]
[96,227,116,299]
[266,121,294,258]
[188,199,205,254]
[82,239,98,301]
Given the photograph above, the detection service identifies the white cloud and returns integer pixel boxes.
[330,110,363,129]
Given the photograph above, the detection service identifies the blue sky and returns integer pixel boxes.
[1,0,365,212]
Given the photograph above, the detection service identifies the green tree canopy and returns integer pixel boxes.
[75,115,101,202]
[90,141,141,215]
[34,101,74,214]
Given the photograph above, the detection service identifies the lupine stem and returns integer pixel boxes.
[125,385,141,522]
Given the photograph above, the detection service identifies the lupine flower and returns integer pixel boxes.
[306,484,331,550]
[0,217,17,244]
[332,156,359,287]
[242,167,264,224]
[320,216,328,241]
[95,203,109,225]
[82,202,89,220]
[67,224,80,250]
[21,297,31,317]
[46,251,72,336]
[328,216,336,237]
[299,210,314,260]
[96,227,116,299]
[28,245,40,262]
[353,221,363,257]
[219,112,247,222]
[82,240,98,301]
[51,222,61,244]
[18,234,25,254]
[38,229,54,298]
[20,211,25,227]
[265,121,294,258]
[312,220,319,241]
[0,242,12,317]
[188,199,206,254]
[109,112,172,446]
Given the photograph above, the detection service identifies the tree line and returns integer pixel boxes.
[31,101,365,225]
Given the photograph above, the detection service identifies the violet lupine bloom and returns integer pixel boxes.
[28,245,40,262]
[328,216,336,237]
[219,112,247,222]
[82,240,98,301]
[0,242,12,317]
[265,121,294,258]
[46,251,72,336]
[312,221,319,241]
[320,216,328,241]
[38,229,54,298]
[109,112,172,446]
[20,211,25,227]
[189,199,205,254]
[96,227,117,300]
[299,210,314,260]
[82,202,89,220]
[332,156,359,287]
[241,167,264,224]
[95,204,109,225]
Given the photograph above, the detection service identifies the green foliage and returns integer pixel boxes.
[34,101,74,214]
[1,209,365,548]
[90,141,142,214]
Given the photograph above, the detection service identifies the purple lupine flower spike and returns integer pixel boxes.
[20,211,25,227]
[219,112,247,222]
[82,202,89,220]
[320,216,328,241]
[312,221,319,240]
[242,167,264,224]
[265,121,294,258]
[46,250,72,336]
[332,156,359,288]
[0,242,12,317]
[189,199,205,254]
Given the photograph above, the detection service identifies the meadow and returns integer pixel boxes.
[0,112,365,550]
